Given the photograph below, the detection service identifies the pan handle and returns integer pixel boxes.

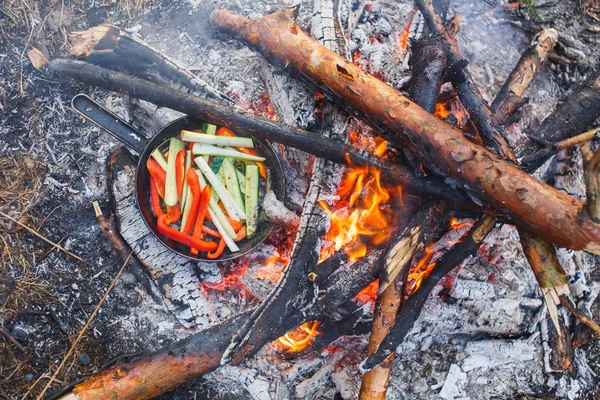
[71,94,148,154]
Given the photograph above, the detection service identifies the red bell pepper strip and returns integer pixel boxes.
[190,186,212,255]
[187,142,194,151]
[181,168,201,235]
[147,159,166,198]
[233,226,247,242]
[216,127,267,179]
[157,214,218,252]
[175,150,185,201]
[149,175,165,218]
[206,239,226,259]
[166,204,181,225]
[202,226,221,238]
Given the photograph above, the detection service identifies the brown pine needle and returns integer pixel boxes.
[33,251,132,400]
[0,211,85,263]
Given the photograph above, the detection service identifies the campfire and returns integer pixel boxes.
[4,0,600,399]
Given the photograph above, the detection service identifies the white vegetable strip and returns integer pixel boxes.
[223,158,245,212]
[192,144,266,162]
[150,148,168,171]
[208,208,239,252]
[194,157,246,221]
[164,138,185,206]
[179,188,194,233]
[181,130,254,148]
[197,171,237,238]
[180,150,193,210]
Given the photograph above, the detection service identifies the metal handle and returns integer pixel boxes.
[71,94,148,154]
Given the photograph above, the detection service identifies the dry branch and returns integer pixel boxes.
[210,8,600,254]
[582,143,600,222]
[490,29,558,126]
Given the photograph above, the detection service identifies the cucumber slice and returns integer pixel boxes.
[223,159,245,212]
[202,123,217,135]
[245,165,260,238]
[164,138,185,207]
[179,188,194,233]
[150,148,168,171]
[180,150,193,210]
[181,130,254,148]
[196,171,237,239]
[236,168,246,195]
[192,144,266,162]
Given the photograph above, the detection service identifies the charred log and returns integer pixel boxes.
[68,25,235,105]
[210,9,600,254]
[520,71,600,172]
[408,35,448,114]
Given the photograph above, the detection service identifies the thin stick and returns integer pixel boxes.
[559,295,600,337]
[0,211,85,263]
[0,326,27,353]
[35,251,132,400]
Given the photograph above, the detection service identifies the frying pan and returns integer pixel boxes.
[71,94,285,261]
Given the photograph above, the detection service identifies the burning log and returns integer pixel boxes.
[361,215,497,370]
[68,25,235,105]
[210,9,600,254]
[57,247,383,400]
[29,53,463,204]
[223,1,353,364]
[490,29,558,126]
[408,35,448,114]
[520,71,600,172]
[359,201,446,400]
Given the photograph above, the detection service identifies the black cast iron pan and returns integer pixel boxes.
[71,94,285,261]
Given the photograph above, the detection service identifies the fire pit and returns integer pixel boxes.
[2,0,600,399]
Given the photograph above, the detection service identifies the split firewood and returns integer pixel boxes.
[28,53,463,205]
[519,71,600,172]
[210,9,600,254]
[490,29,558,126]
[56,248,383,400]
[222,0,351,365]
[413,0,515,161]
[68,25,235,105]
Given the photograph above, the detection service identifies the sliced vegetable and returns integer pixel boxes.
[164,138,185,206]
[190,185,212,256]
[208,208,239,252]
[245,165,260,238]
[234,226,247,242]
[194,157,246,221]
[150,148,168,171]
[202,226,221,238]
[157,214,218,252]
[181,130,254,148]
[202,123,217,135]
[165,204,181,225]
[149,175,165,218]
[210,156,224,174]
[235,168,246,195]
[217,127,267,179]
[192,144,266,162]
[222,158,245,212]
[181,168,202,235]
[206,239,226,259]
[175,150,185,202]
[179,188,194,233]
[197,171,237,238]
[147,158,166,198]
[180,150,193,210]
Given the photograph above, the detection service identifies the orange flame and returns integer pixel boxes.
[434,98,470,129]
[254,254,286,282]
[354,280,380,305]
[407,243,436,295]
[397,7,417,59]
[277,321,321,353]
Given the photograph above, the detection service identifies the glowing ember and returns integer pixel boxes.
[397,7,417,59]
[277,321,321,353]
[434,97,470,128]
[202,260,251,295]
[450,216,473,232]
[354,280,379,305]
[254,254,286,282]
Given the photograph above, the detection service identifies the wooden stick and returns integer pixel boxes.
[36,251,132,400]
[0,211,85,263]
[210,8,600,254]
[490,29,558,125]
[582,143,600,223]
[0,326,27,353]
[559,295,600,337]
[524,126,600,167]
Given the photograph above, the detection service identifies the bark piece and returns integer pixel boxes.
[210,8,600,254]
[582,144,600,222]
